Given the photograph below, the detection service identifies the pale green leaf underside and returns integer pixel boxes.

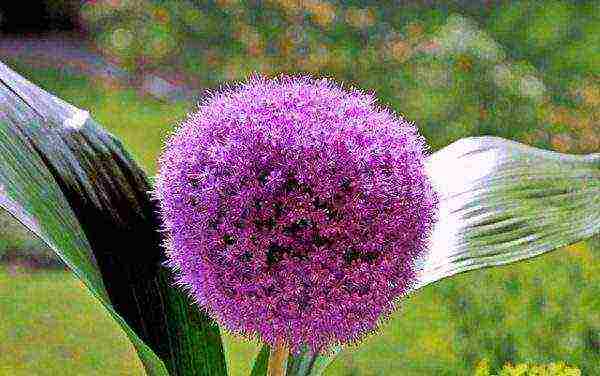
[417,136,599,288]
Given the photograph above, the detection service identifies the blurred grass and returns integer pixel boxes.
[1,60,597,375]
[0,265,143,375]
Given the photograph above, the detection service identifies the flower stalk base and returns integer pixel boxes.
[268,343,289,376]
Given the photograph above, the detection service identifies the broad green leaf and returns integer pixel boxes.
[417,136,599,288]
[0,61,227,375]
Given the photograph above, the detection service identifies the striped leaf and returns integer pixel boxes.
[417,136,599,287]
[0,61,227,376]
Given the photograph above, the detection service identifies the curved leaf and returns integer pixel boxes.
[0,61,227,375]
[417,136,599,288]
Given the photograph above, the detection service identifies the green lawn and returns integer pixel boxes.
[1,61,598,375]
[0,265,143,375]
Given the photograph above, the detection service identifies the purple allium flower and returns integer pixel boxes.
[155,75,438,352]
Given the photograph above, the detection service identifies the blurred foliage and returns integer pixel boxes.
[78,0,599,153]
[80,0,185,74]
[475,358,581,376]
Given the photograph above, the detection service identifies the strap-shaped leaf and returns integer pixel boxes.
[417,136,599,288]
[249,345,270,376]
[0,61,227,375]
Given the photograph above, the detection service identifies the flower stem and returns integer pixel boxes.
[268,342,289,376]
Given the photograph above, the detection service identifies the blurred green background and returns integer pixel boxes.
[0,0,598,375]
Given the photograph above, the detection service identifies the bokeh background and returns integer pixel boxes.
[0,1,598,375]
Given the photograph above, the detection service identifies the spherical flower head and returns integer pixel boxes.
[155,75,438,353]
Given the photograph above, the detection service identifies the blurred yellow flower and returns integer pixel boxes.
[476,359,582,376]
[475,359,491,376]
[304,0,336,28]
[387,39,412,63]
[153,6,170,24]
[502,362,581,376]
[271,0,302,17]
[456,54,473,72]
[345,7,376,29]
[578,128,600,153]
[406,22,425,44]
[551,133,573,153]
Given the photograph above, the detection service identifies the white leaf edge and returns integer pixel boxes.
[414,136,599,290]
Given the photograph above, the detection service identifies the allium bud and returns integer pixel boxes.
[155,76,438,352]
